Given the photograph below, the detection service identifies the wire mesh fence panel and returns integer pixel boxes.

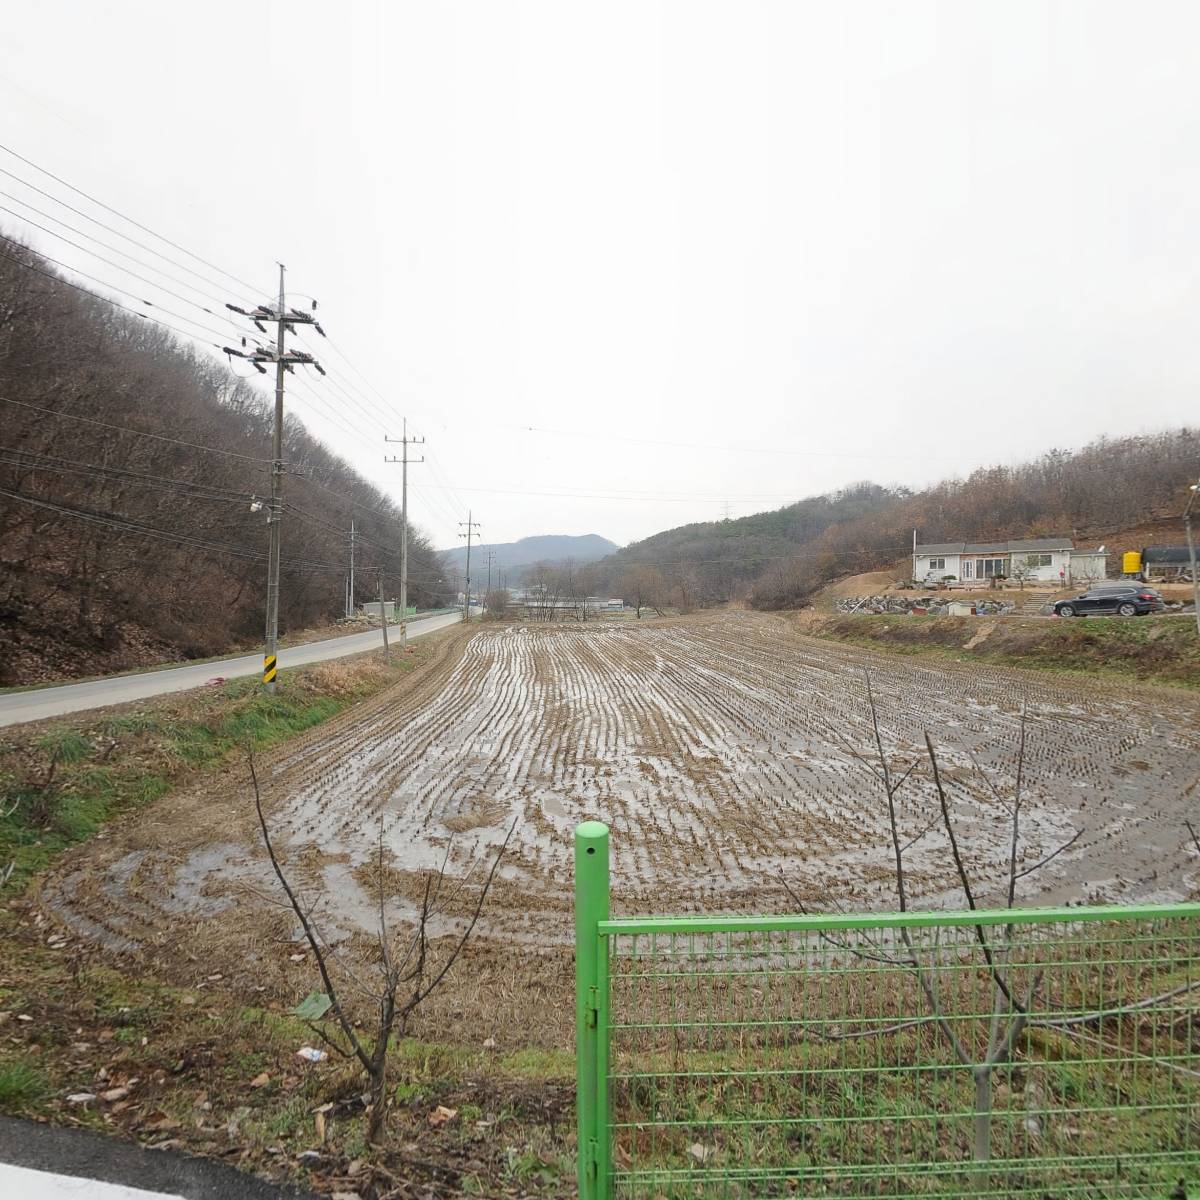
[600,909,1199,1199]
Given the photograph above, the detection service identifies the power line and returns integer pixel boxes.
[282,466,403,520]
[0,483,342,573]
[290,329,475,521]
[0,141,259,294]
[293,333,394,429]
[0,395,272,465]
[287,376,388,455]
[0,142,466,533]
[0,248,231,346]
[0,161,240,299]
[0,194,228,311]
[0,234,239,342]
[0,445,261,501]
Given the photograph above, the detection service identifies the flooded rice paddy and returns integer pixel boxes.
[45,611,1200,960]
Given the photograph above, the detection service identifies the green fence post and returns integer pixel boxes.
[576,820,610,1200]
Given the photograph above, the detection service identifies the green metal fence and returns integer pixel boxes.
[575,822,1200,1199]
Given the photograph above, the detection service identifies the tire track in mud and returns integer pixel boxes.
[44,611,1200,958]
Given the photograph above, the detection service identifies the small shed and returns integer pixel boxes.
[1140,546,1194,581]
[948,601,975,616]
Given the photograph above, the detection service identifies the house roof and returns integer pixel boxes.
[1006,538,1074,552]
[915,537,1074,555]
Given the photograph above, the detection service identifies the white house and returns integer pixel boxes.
[912,539,1108,585]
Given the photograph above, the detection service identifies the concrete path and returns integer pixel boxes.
[0,1116,319,1199]
[0,610,467,729]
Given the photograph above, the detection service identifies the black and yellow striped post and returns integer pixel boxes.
[263,654,278,687]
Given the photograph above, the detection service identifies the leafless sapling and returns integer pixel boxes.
[791,680,1083,1169]
[249,752,516,1144]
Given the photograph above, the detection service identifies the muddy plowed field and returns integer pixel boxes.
[43,612,1200,972]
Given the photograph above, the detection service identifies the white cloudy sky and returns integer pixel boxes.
[1,1,1197,548]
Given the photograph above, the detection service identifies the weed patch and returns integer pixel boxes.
[0,1058,49,1110]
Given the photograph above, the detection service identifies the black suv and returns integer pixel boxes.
[1053,584,1164,618]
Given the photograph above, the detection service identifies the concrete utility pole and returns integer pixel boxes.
[484,549,496,596]
[377,567,390,663]
[345,520,356,619]
[224,270,325,693]
[384,420,425,648]
[458,512,481,623]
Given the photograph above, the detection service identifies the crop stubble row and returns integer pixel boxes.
[45,612,1200,957]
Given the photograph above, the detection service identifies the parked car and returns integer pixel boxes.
[1053,584,1165,618]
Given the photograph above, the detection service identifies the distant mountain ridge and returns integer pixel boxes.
[439,533,618,581]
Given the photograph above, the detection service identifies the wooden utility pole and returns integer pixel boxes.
[345,520,356,618]
[224,271,325,693]
[458,512,480,623]
[384,420,425,648]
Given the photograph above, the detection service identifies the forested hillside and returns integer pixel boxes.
[597,433,1200,611]
[596,484,897,606]
[0,237,447,684]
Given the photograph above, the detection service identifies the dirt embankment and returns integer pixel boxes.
[796,609,1200,688]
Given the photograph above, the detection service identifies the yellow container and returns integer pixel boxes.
[1122,551,1142,575]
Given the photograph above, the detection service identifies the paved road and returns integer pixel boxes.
[0,1115,319,1199]
[0,610,467,729]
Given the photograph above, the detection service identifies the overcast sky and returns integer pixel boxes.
[1,2,1197,549]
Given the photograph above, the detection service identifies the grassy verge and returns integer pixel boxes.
[798,612,1200,689]
[0,938,576,1197]
[0,647,431,891]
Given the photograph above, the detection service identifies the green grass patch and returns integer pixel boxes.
[0,1058,50,1111]
[499,1046,576,1079]
[0,646,439,891]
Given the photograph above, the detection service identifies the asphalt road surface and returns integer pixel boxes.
[0,610,466,729]
[0,1115,319,1199]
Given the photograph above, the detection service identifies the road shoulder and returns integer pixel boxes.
[0,1116,320,1199]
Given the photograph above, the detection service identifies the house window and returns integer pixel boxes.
[977,557,1007,578]
[1023,553,1053,568]
[927,557,946,572]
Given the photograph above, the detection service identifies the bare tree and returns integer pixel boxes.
[523,562,564,621]
[789,680,1085,1172]
[249,753,515,1144]
[618,565,666,619]
[483,587,510,620]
